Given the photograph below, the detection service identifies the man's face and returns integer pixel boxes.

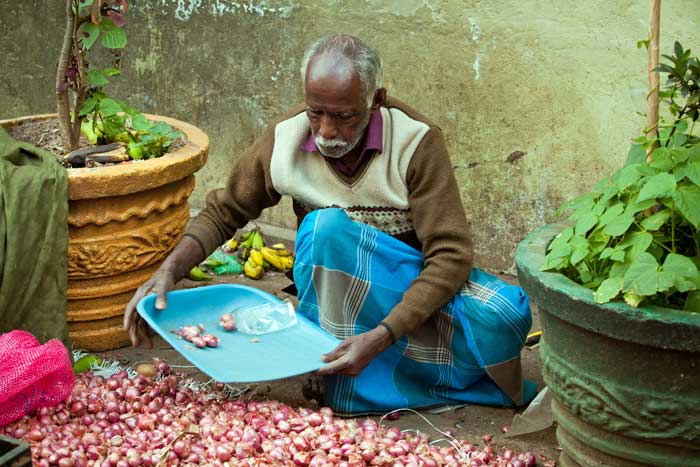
[304,55,372,159]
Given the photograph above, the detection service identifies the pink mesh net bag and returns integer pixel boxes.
[0,330,75,427]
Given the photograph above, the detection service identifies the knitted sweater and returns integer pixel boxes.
[185,97,474,339]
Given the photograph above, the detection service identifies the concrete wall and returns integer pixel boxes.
[2,0,699,272]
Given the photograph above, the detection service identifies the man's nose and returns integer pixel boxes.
[318,115,338,140]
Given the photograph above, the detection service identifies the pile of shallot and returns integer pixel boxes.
[3,359,539,467]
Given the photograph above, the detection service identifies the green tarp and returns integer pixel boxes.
[0,126,69,344]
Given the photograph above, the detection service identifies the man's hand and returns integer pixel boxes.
[317,326,393,377]
[123,236,205,348]
[123,268,177,348]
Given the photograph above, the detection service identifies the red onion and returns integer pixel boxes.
[8,358,542,467]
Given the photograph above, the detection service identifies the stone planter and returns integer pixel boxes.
[1,114,208,350]
[515,223,700,467]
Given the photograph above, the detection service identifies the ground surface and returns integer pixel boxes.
[99,270,560,465]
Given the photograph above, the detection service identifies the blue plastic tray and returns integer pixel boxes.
[136,284,339,383]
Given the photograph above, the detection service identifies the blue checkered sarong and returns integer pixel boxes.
[293,208,537,415]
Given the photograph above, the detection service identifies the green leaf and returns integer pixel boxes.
[599,203,624,227]
[102,67,121,77]
[75,0,96,16]
[612,164,644,191]
[576,262,593,284]
[673,185,700,228]
[624,197,657,215]
[602,214,634,236]
[624,144,646,165]
[131,114,153,131]
[594,277,623,303]
[87,69,109,86]
[676,161,700,186]
[98,98,122,118]
[575,212,598,236]
[78,22,100,50]
[587,230,610,255]
[684,291,700,312]
[623,252,665,296]
[78,96,97,116]
[637,173,677,201]
[618,231,653,258]
[569,235,590,265]
[662,254,699,292]
[543,227,574,270]
[101,114,126,138]
[640,209,672,231]
[150,121,172,135]
[649,147,673,171]
[100,19,127,49]
[623,290,644,307]
[670,147,691,164]
[636,39,650,50]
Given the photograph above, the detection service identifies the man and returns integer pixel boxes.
[124,35,535,415]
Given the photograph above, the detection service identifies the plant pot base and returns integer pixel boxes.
[69,315,131,350]
[553,398,684,467]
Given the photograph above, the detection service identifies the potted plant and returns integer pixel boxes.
[515,8,700,466]
[1,0,208,350]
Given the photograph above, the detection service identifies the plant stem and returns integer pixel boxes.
[671,200,676,252]
[71,6,88,147]
[665,106,688,147]
[56,0,76,152]
[645,0,661,162]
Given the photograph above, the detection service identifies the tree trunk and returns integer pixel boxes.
[646,0,661,162]
[56,0,76,152]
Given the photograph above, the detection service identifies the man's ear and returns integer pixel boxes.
[371,88,387,111]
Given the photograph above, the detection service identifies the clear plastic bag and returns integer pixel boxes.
[234,299,297,335]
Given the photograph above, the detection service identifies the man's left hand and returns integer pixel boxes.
[317,326,393,377]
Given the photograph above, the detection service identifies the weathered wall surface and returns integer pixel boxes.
[2,0,699,271]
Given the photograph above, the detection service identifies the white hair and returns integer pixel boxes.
[300,35,382,108]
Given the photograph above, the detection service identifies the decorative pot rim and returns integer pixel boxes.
[515,222,700,351]
[0,113,208,200]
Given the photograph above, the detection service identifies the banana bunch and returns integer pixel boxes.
[260,245,294,272]
[222,228,295,280]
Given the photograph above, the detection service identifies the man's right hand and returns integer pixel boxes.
[123,268,177,348]
[123,235,206,347]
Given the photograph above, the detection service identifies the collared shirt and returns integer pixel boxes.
[301,110,383,178]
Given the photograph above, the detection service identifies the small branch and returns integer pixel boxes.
[56,0,76,152]
[71,8,89,148]
[645,0,661,162]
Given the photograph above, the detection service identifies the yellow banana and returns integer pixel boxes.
[272,243,286,249]
[243,257,264,279]
[280,255,294,270]
[270,246,292,257]
[249,249,264,268]
[260,247,286,271]
[227,238,238,251]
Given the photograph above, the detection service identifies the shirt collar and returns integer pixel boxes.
[301,109,383,154]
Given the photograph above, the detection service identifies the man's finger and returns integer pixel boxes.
[123,292,142,331]
[154,280,168,310]
[317,354,350,375]
[321,342,348,362]
[135,316,153,349]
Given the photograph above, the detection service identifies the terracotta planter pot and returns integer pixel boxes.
[515,223,700,467]
[1,114,208,350]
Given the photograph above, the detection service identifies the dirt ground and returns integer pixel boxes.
[98,269,561,465]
